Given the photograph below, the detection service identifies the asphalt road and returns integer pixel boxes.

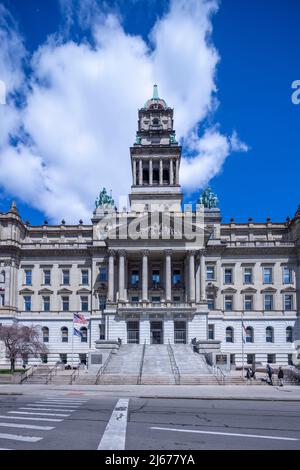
[0,393,299,450]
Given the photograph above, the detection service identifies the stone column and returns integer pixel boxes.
[159,159,163,185]
[139,159,143,185]
[195,256,200,303]
[170,159,174,185]
[200,249,206,302]
[149,159,153,185]
[118,250,126,302]
[165,250,172,302]
[142,250,149,302]
[175,159,179,184]
[133,159,136,185]
[108,250,115,302]
[189,251,195,303]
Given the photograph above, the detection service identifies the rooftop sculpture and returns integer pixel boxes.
[198,187,218,209]
[95,188,115,209]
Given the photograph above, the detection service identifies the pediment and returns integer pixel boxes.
[19,288,34,295]
[261,287,277,293]
[280,287,296,293]
[221,287,237,294]
[57,288,72,295]
[38,288,54,295]
[76,288,91,294]
[241,287,257,294]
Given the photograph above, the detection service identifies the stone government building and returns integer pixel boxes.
[0,85,299,369]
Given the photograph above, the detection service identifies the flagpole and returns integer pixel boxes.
[241,310,244,380]
[71,314,74,370]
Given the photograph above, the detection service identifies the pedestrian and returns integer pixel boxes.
[251,367,256,381]
[246,367,252,384]
[266,363,273,385]
[278,366,284,387]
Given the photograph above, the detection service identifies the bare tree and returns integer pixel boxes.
[0,323,48,372]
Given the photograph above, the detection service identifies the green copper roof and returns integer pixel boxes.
[152,84,159,99]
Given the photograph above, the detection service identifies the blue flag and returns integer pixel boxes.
[73,327,82,337]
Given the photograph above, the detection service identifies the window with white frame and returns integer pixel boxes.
[224,295,233,311]
[62,296,69,311]
[81,296,89,312]
[131,269,139,286]
[286,326,293,343]
[283,267,292,284]
[24,295,31,311]
[99,295,106,310]
[62,269,70,285]
[172,269,181,285]
[99,266,108,282]
[25,269,32,285]
[0,293,5,307]
[224,268,233,285]
[207,294,215,310]
[206,265,215,280]
[266,326,274,343]
[284,294,293,311]
[263,267,273,284]
[244,295,253,311]
[244,267,253,284]
[99,321,105,340]
[43,270,51,285]
[226,327,234,343]
[42,327,49,343]
[208,324,215,340]
[81,270,89,285]
[246,326,254,343]
[80,327,88,343]
[43,296,50,311]
[61,327,68,343]
[264,294,273,311]
[267,353,276,364]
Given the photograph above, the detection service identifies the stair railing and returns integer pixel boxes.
[46,365,58,384]
[96,350,113,384]
[137,341,146,385]
[167,340,180,385]
[20,366,34,384]
[212,365,226,385]
[70,366,80,385]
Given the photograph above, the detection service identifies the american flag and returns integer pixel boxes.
[73,313,88,325]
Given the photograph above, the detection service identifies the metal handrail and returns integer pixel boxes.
[137,341,146,385]
[212,365,226,385]
[167,340,180,385]
[46,365,58,384]
[20,366,34,384]
[70,366,80,385]
[96,350,113,384]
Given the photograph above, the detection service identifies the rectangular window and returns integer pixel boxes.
[81,270,89,285]
[99,322,105,341]
[99,266,108,282]
[25,269,32,285]
[40,354,48,364]
[208,324,215,340]
[0,293,5,307]
[283,267,292,284]
[224,268,233,284]
[152,270,160,285]
[173,296,181,303]
[244,295,253,311]
[264,294,273,311]
[99,295,106,310]
[288,354,293,366]
[224,295,233,311]
[206,266,215,280]
[151,296,161,303]
[173,269,181,285]
[263,267,273,284]
[244,267,253,284]
[43,296,50,312]
[24,296,31,311]
[284,294,293,311]
[230,354,235,365]
[267,353,276,364]
[60,353,67,364]
[207,294,215,310]
[81,296,89,312]
[62,269,70,285]
[131,296,139,303]
[43,270,51,285]
[131,270,139,286]
[62,296,69,312]
[247,354,255,365]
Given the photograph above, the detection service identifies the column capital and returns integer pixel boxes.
[199,248,207,257]
[164,249,173,256]
[188,250,196,257]
[118,249,127,258]
[141,249,149,257]
[108,249,116,257]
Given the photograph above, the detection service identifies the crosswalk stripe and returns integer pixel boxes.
[34,402,81,407]
[35,401,85,405]
[0,433,42,443]
[9,411,69,417]
[0,447,12,450]
[0,422,54,431]
[42,398,87,402]
[97,398,129,451]
[0,415,62,422]
[19,407,75,413]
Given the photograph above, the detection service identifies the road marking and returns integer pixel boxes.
[0,433,42,443]
[0,415,62,422]
[19,407,76,413]
[0,422,54,431]
[150,427,299,442]
[97,398,129,451]
[0,448,12,450]
[34,402,81,407]
[9,411,69,417]
[43,398,87,402]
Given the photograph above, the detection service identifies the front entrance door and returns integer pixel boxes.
[174,321,187,344]
[127,321,140,344]
[151,321,163,344]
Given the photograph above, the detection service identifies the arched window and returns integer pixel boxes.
[42,326,49,343]
[286,326,293,343]
[266,326,274,343]
[246,326,254,343]
[80,327,87,343]
[0,270,5,283]
[61,327,68,343]
[226,327,234,343]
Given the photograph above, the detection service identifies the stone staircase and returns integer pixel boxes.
[99,344,144,384]
[171,344,218,385]
[24,366,51,384]
[141,345,175,385]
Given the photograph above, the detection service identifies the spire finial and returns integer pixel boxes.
[152,84,159,100]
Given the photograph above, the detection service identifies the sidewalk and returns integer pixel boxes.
[1,383,300,401]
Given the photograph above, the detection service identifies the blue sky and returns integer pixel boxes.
[0,0,299,224]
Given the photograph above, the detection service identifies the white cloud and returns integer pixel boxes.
[0,0,248,223]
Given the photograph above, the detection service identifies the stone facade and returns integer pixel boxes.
[0,86,299,367]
